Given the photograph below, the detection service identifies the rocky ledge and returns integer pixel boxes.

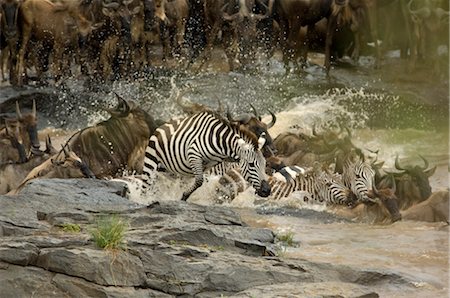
[0,179,414,297]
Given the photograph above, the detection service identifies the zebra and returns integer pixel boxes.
[143,111,271,201]
[216,165,356,206]
[342,153,376,203]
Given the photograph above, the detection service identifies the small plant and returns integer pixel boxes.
[91,215,127,250]
[276,230,295,247]
[60,223,81,233]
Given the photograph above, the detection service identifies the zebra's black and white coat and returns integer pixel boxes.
[143,112,271,201]
[216,165,356,206]
[342,154,376,203]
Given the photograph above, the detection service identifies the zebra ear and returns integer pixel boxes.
[258,132,266,150]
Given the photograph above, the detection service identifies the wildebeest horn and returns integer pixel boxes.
[102,1,119,9]
[114,92,130,114]
[372,180,380,196]
[418,154,429,170]
[32,99,36,117]
[16,101,22,119]
[249,103,260,120]
[62,144,69,158]
[394,155,406,171]
[391,178,396,194]
[266,110,276,129]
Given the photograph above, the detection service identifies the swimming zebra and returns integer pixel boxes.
[216,165,356,206]
[342,153,376,203]
[143,111,271,201]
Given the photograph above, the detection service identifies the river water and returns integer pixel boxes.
[2,50,448,297]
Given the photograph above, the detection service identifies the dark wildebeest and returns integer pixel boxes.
[0,136,57,194]
[0,100,40,162]
[79,0,141,81]
[153,0,189,62]
[66,94,160,178]
[15,0,101,85]
[377,155,436,210]
[0,118,27,163]
[197,0,271,71]
[272,0,367,74]
[0,0,21,84]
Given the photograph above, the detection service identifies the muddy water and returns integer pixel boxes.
[1,50,448,296]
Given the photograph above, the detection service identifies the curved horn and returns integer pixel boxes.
[102,1,119,9]
[16,101,22,119]
[114,92,130,114]
[32,99,36,118]
[391,177,396,194]
[226,106,234,122]
[62,144,69,158]
[249,103,260,120]
[266,110,276,129]
[394,154,406,171]
[372,180,380,196]
[418,154,429,170]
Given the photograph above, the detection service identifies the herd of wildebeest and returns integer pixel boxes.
[0,0,449,85]
[0,87,447,224]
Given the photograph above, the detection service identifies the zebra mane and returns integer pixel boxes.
[207,111,259,149]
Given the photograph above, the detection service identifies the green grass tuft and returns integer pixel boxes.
[91,215,128,250]
[60,223,81,233]
[276,230,295,247]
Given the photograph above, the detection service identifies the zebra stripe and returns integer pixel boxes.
[342,156,375,203]
[143,112,270,201]
[216,166,355,206]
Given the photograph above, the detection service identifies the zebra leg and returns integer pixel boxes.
[181,174,204,201]
[182,154,204,201]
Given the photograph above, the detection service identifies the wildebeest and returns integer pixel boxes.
[66,93,160,178]
[0,0,21,84]
[154,0,189,62]
[378,155,436,210]
[9,142,96,195]
[272,0,365,74]
[198,0,271,71]
[0,135,56,194]
[0,118,27,163]
[401,190,449,223]
[15,0,101,85]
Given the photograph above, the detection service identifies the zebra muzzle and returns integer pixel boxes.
[256,180,271,197]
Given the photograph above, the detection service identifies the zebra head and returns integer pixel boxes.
[237,133,271,197]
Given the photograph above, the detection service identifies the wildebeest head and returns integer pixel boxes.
[2,118,27,163]
[228,104,276,157]
[368,182,402,223]
[393,154,436,202]
[15,100,41,152]
[101,0,140,40]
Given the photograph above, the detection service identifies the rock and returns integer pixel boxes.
[0,178,415,297]
[36,247,146,286]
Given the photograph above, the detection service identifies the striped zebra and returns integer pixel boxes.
[216,165,356,206]
[342,153,376,203]
[143,111,271,201]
